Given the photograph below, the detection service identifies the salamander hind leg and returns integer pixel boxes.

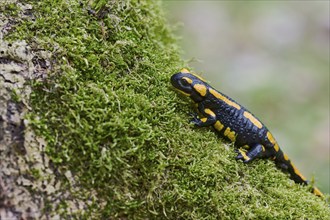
[235,144,266,163]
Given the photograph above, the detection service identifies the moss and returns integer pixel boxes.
[6,0,330,219]
[29,168,41,179]
[10,88,21,102]
[0,2,19,16]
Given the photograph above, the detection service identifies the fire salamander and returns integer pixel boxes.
[171,68,323,197]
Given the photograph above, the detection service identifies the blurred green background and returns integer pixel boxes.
[163,1,329,193]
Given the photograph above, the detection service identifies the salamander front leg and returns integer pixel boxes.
[190,106,217,127]
[235,144,265,163]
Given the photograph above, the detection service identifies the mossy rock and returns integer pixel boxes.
[1,0,329,219]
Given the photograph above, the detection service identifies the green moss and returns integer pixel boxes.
[0,2,19,16]
[29,168,41,179]
[7,0,330,218]
[10,88,21,102]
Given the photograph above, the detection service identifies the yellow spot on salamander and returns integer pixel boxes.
[194,84,207,97]
[204,108,215,117]
[214,121,224,131]
[283,153,289,161]
[201,118,207,123]
[209,88,241,110]
[180,69,207,82]
[290,162,307,181]
[180,68,190,73]
[239,149,250,161]
[174,88,190,96]
[243,145,250,150]
[224,127,236,142]
[267,132,279,152]
[312,187,324,197]
[267,132,276,144]
[182,76,193,84]
[243,111,262,128]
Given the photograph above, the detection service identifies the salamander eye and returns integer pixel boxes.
[180,77,193,87]
[180,78,190,86]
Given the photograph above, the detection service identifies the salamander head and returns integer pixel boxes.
[171,68,208,102]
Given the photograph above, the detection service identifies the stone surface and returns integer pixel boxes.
[0,2,91,219]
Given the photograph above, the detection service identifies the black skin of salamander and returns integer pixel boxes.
[171,70,323,197]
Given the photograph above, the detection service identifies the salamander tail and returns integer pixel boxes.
[275,150,323,197]
[312,186,324,198]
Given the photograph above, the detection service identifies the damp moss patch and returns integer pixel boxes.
[5,0,330,218]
